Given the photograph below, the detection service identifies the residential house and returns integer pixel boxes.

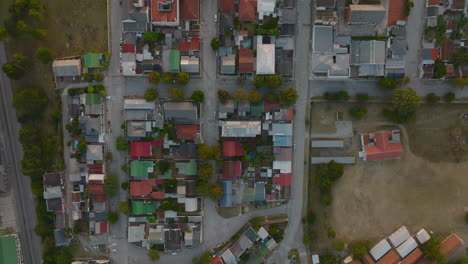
[124,98,155,121]
[220,0,235,12]
[268,123,293,147]
[350,40,386,77]
[388,0,407,26]
[219,100,237,119]
[130,142,152,158]
[220,121,262,137]
[360,130,403,161]
[128,224,146,243]
[151,0,180,26]
[385,37,407,78]
[256,44,276,74]
[421,48,439,65]
[163,102,198,124]
[315,0,337,25]
[175,124,200,140]
[180,56,199,74]
[221,161,242,179]
[83,93,102,115]
[239,0,257,22]
[180,0,199,30]
[52,59,81,78]
[221,54,236,75]
[220,180,233,207]
[222,141,245,157]
[438,234,464,258]
[122,44,137,75]
[87,144,104,163]
[347,5,386,25]
[82,53,102,73]
[122,7,150,33]
[238,48,255,74]
[165,229,182,251]
[130,161,154,178]
[258,0,276,20]
[401,248,423,264]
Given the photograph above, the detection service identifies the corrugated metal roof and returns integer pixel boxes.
[388,226,411,247]
[396,237,418,258]
[370,239,392,261]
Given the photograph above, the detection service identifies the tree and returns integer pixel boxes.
[176,72,190,85]
[148,249,160,261]
[2,53,31,79]
[104,173,118,198]
[158,160,170,173]
[279,88,298,106]
[192,251,212,264]
[190,90,205,102]
[119,201,131,215]
[443,92,455,102]
[121,181,129,190]
[253,75,266,88]
[35,47,53,64]
[198,163,213,181]
[148,71,161,84]
[232,88,249,102]
[210,38,220,50]
[434,61,446,79]
[426,93,440,105]
[379,78,397,89]
[349,241,372,258]
[116,136,128,151]
[349,106,368,120]
[169,87,185,101]
[107,211,119,224]
[450,78,468,88]
[144,88,158,101]
[421,237,446,264]
[321,254,339,264]
[465,212,468,224]
[392,88,420,117]
[83,72,94,82]
[198,182,223,201]
[197,143,220,160]
[450,50,468,68]
[265,91,278,103]
[162,73,173,83]
[248,89,262,103]
[144,31,159,42]
[217,89,230,102]
[356,93,369,101]
[265,75,282,88]
[94,72,104,82]
[13,85,48,121]
[0,27,7,41]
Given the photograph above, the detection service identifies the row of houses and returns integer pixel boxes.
[122,99,204,251]
[217,100,294,208]
[218,0,295,77]
[121,0,201,76]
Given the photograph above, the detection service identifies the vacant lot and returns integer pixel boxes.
[308,102,468,249]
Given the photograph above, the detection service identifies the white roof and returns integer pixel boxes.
[273,161,292,173]
[257,227,269,240]
[258,0,276,20]
[256,44,275,74]
[220,121,262,137]
[416,228,431,244]
[124,99,154,109]
[396,237,418,258]
[312,254,320,264]
[128,224,145,242]
[185,198,197,212]
[43,186,63,199]
[370,239,392,261]
[221,249,237,264]
[388,226,411,247]
[88,174,105,182]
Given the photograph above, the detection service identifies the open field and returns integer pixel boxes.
[307,102,468,252]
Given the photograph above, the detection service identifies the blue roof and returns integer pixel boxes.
[273,135,293,147]
[255,183,266,201]
[220,180,233,207]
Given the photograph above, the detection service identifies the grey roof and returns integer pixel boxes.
[348,5,386,24]
[370,239,392,260]
[351,40,386,75]
[85,104,100,115]
[43,172,62,187]
[314,26,334,53]
[128,224,145,243]
[279,9,295,24]
[94,211,107,222]
[68,158,81,182]
[220,180,233,207]
[176,142,197,159]
[391,26,406,38]
[124,99,154,110]
[52,59,81,77]
[93,202,106,211]
[181,56,199,73]
[54,228,67,246]
[244,227,260,243]
[127,121,148,137]
[336,36,351,46]
[87,144,104,161]
[426,6,439,17]
[255,183,266,201]
[280,24,295,36]
[268,123,293,136]
[238,101,250,113]
[221,54,236,74]
[311,156,355,164]
[389,38,407,58]
[422,48,433,60]
[164,229,182,250]
[311,140,344,148]
[219,100,236,113]
[283,0,295,8]
[84,117,102,135]
[123,20,148,32]
[164,102,198,124]
[359,64,384,76]
[129,7,149,23]
[46,198,63,212]
[185,180,197,197]
[316,0,335,7]
[43,186,63,199]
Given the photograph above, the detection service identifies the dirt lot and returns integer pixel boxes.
[308,102,468,249]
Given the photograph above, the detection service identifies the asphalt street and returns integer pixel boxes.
[0,42,42,264]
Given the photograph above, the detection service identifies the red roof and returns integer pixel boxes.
[273,174,291,186]
[122,44,135,53]
[99,222,108,233]
[181,0,199,20]
[431,48,439,60]
[364,131,403,161]
[238,48,254,73]
[363,254,376,264]
[447,20,453,30]
[427,0,441,6]
[220,0,235,12]
[130,142,152,157]
[130,179,156,197]
[388,0,406,25]
[176,124,200,140]
[239,0,257,21]
[376,249,400,264]
[438,234,463,257]
[88,184,104,195]
[149,191,165,199]
[72,192,81,202]
[92,194,106,203]
[180,41,191,51]
[221,161,242,179]
[264,101,282,112]
[191,38,200,50]
[211,256,224,264]
[401,248,423,264]
[151,0,178,23]
[222,141,245,157]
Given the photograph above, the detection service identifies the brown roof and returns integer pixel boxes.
[239,0,257,21]
[72,192,81,202]
[440,39,460,61]
[219,0,235,12]
[180,0,199,20]
[388,0,406,25]
[362,254,376,264]
[418,258,436,264]
[88,184,105,195]
[350,260,363,264]
[401,248,423,264]
[92,193,106,203]
[376,249,400,264]
[238,48,254,72]
[438,234,464,257]
[175,124,200,140]
[452,0,465,9]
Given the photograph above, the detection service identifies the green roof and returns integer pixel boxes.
[175,160,197,176]
[82,53,102,71]
[162,169,172,179]
[169,50,180,73]
[250,102,264,117]
[259,243,271,256]
[0,235,18,264]
[85,93,101,104]
[132,201,155,215]
[130,161,154,178]
[243,184,255,203]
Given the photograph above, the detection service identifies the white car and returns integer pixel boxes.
[214,14,218,23]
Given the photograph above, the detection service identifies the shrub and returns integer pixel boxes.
[210,38,220,50]
[169,87,185,101]
[324,91,350,101]
[349,241,372,258]
[144,88,158,101]
[190,90,205,102]
[426,93,440,105]
[334,241,345,251]
[279,88,298,106]
[148,71,160,84]
[232,88,249,102]
[218,89,230,102]
[356,93,369,101]
[162,72,173,83]
[327,226,336,238]
[443,92,455,102]
[119,201,131,215]
[107,211,119,224]
[116,136,128,151]
[35,47,53,64]
[349,106,368,120]
[379,78,397,89]
[306,211,316,225]
[176,72,190,85]
[121,181,128,190]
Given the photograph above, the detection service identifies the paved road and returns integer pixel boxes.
[405,0,425,81]
[0,42,42,264]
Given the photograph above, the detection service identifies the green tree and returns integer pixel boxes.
[2,53,31,79]
[144,31,159,42]
[169,87,185,101]
[265,91,278,103]
[148,249,160,261]
[379,78,397,89]
[217,89,230,102]
[82,72,94,82]
[198,163,213,181]
[421,237,446,264]
[13,85,48,121]
[119,201,131,215]
[148,71,161,84]
[210,38,220,50]
[192,251,212,264]
[104,173,118,198]
[450,78,468,88]
[121,181,129,190]
[434,61,446,79]
[248,89,262,103]
[321,254,339,264]
[450,50,468,68]
[197,143,220,160]
[190,90,205,102]
[349,106,368,120]
[0,27,7,41]
[279,88,298,106]
[253,75,266,88]
[443,92,455,102]
[116,136,128,151]
[198,182,223,201]
[107,211,119,224]
[158,160,170,173]
[426,92,440,105]
[265,75,282,88]
[162,72,173,83]
[94,72,105,82]
[176,72,190,85]
[349,241,372,258]
[232,88,249,102]
[392,88,420,118]
[144,88,158,101]
[35,47,53,64]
